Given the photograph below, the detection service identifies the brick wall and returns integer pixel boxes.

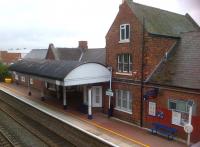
[144,87,200,142]
[0,51,21,65]
[105,1,178,126]
[144,35,177,79]
[46,44,55,60]
[106,2,177,81]
[103,82,142,125]
[104,2,200,143]
[12,73,43,91]
[106,2,143,81]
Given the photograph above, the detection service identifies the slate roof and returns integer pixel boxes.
[50,46,106,65]
[24,49,48,59]
[9,59,81,80]
[53,48,82,61]
[148,31,200,90]
[80,48,106,65]
[126,1,199,37]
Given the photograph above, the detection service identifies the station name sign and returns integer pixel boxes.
[106,89,113,97]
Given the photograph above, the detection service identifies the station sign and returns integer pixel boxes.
[106,89,113,97]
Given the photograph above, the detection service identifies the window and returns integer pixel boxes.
[21,76,25,82]
[15,74,18,80]
[46,82,56,91]
[30,78,33,85]
[92,86,102,107]
[149,102,156,116]
[168,99,188,113]
[95,88,100,103]
[168,99,196,126]
[115,89,132,113]
[117,54,132,73]
[120,24,130,42]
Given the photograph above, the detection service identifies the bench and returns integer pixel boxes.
[151,123,177,140]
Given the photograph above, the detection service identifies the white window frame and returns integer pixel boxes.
[168,99,195,127]
[115,89,132,113]
[30,78,33,85]
[21,76,25,82]
[149,102,156,116]
[119,24,130,43]
[117,54,132,73]
[92,86,102,107]
[15,74,19,80]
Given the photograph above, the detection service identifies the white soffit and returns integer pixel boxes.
[64,63,110,86]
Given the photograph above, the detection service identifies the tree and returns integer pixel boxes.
[0,62,11,82]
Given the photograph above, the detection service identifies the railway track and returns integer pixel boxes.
[0,129,15,147]
[0,90,113,147]
[0,97,74,147]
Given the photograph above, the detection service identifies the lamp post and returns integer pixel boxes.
[184,100,194,146]
[107,66,113,117]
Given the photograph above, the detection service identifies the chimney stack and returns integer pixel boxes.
[78,41,88,50]
[122,0,132,4]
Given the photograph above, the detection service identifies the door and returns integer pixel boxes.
[92,86,102,107]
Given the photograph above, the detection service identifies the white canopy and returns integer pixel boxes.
[64,63,111,86]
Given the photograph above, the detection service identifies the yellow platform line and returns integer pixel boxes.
[0,84,150,147]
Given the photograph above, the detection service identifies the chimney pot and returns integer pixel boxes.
[78,41,88,50]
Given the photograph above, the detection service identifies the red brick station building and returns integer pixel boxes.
[9,0,200,142]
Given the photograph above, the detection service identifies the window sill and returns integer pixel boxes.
[116,72,132,76]
[48,88,56,91]
[171,123,184,127]
[114,108,132,114]
[119,39,130,43]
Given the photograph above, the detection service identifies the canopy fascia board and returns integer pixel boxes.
[64,75,110,86]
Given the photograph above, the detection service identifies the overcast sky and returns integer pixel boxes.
[0,0,199,50]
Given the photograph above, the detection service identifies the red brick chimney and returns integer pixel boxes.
[78,41,88,50]
[122,0,132,4]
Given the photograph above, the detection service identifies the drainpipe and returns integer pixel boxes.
[27,76,31,96]
[140,17,145,127]
[108,67,112,117]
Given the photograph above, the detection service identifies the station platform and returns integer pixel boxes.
[0,83,186,147]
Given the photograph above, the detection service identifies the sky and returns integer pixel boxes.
[0,0,199,50]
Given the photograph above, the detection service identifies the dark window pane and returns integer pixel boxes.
[129,63,132,72]
[121,29,125,40]
[126,25,130,39]
[118,55,123,62]
[129,92,132,110]
[124,54,129,63]
[122,91,128,108]
[118,63,123,72]
[124,63,128,72]
[169,101,176,109]
[129,55,132,63]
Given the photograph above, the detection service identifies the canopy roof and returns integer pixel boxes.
[9,59,110,86]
